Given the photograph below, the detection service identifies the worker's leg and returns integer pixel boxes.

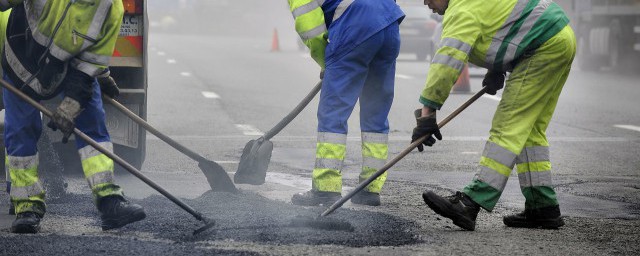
[358,22,400,194]
[463,26,576,211]
[311,31,384,193]
[3,75,45,216]
[72,80,123,203]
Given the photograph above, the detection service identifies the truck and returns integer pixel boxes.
[556,0,640,71]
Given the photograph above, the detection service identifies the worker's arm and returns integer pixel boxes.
[419,10,481,112]
[0,0,22,11]
[288,0,328,68]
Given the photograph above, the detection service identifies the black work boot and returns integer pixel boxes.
[422,191,481,231]
[291,190,341,206]
[351,191,381,206]
[11,212,42,234]
[98,196,146,230]
[503,205,564,229]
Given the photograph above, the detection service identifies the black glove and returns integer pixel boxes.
[47,97,83,143]
[97,75,120,98]
[482,70,506,95]
[411,109,443,152]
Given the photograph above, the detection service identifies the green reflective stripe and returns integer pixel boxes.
[317,132,347,144]
[502,0,552,70]
[440,37,472,54]
[482,141,517,168]
[361,132,388,144]
[8,155,38,170]
[10,182,44,199]
[316,142,346,160]
[300,24,327,40]
[292,0,320,18]
[79,142,113,160]
[92,183,123,201]
[432,54,464,72]
[518,170,552,188]
[485,0,530,66]
[516,161,551,173]
[362,157,385,170]
[86,171,115,188]
[81,154,114,178]
[3,41,48,94]
[333,0,354,22]
[15,201,46,216]
[314,158,343,171]
[494,0,540,70]
[359,166,386,193]
[78,51,111,66]
[362,142,388,159]
[312,168,342,192]
[516,146,549,164]
[475,165,509,191]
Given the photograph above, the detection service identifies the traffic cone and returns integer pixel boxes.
[271,28,280,52]
[450,63,471,94]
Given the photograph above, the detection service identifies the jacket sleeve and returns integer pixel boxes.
[70,2,123,77]
[288,0,327,68]
[0,0,22,11]
[419,10,480,110]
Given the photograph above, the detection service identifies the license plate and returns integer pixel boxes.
[120,15,143,37]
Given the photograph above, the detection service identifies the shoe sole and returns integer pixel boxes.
[504,218,565,229]
[102,209,147,231]
[422,191,475,231]
[11,223,40,234]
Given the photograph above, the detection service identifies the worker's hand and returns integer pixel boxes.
[482,70,506,95]
[411,109,442,152]
[47,97,83,143]
[98,75,120,99]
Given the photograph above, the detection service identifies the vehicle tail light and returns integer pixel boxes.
[123,0,143,15]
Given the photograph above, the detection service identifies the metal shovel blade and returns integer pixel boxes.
[234,138,273,185]
[198,160,238,193]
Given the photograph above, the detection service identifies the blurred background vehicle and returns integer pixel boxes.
[398,3,439,61]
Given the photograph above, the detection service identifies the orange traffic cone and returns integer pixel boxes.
[271,28,280,52]
[451,63,471,94]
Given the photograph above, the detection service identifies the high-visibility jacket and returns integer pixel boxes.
[0,0,123,102]
[288,0,404,68]
[420,0,569,110]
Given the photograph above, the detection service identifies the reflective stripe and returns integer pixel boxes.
[518,170,553,188]
[315,158,344,171]
[516,146,550,164]
[482,141,517,168]
[475,165,509,191]
[361,132,388,144]
[332,0,354,22]
[10,182,44,199]
[71,58,103,76]
[292,0,320,18]
[362,157,385,170]
[485,0,530,66]
[431,54,464,72]
[87,171,115,188]
[440,37,472,54]
[83,0,112,49]
[25,2,75,61]
[3,41,50,95]
[502,0,552,70]
[300,24,327,40]
[79,142,113,160]
[317,132,347,144]
[78,51,111,66]
[8,155,38,170]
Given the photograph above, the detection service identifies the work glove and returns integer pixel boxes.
[411,109,442,152]
[97,74,120,99]
[47,97,83,143]
[482,70,506,95]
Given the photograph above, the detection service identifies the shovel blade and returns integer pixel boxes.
[234,139,273,185]
[198,160,238,193]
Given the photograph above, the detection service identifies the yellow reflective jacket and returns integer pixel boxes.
[420,0,569,110]
[288,0,328,68]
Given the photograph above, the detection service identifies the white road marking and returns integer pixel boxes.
[180,72,191,77]
[614,125,640,133]
[461,151,479,155]
[157,51,166,56]
[234,124,264,136]
[395,74,413,80]
[482,94,502,101]
[166,59,176,64]
[201,91,220,99]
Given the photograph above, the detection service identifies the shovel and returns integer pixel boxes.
[321,87,488,217]
[234,80,322,185]
[102,96,237,193]
[0,79,217,235]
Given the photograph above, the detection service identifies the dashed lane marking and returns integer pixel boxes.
[461,152,479,155]
[614,125,640,133]
[201,91,220,99]
[234,124,264,136]
[395,74,413,80]
[180,72,191,77]
[167,59,176,64]
[482,94,501,101]
[157,51,166,56]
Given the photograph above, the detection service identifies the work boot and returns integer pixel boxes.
[422,191,481,231]
[11,212,42,234]
[351,191,381,206]
[291,190,341,206]
[98,195,146,231]
[503,205,564,229]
